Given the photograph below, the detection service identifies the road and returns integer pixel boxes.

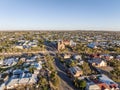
[54,58,78,90]
[0,50,57,56]
[46,44,78,90]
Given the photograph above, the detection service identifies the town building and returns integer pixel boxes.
[88,42,98,49]
[86,74,119,90]
[68,66,83,77]
[57,40,76,51]
[88,58,107,67]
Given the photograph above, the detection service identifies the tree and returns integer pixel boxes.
[74,78,86,89]
[79,80,86,90]
[29,67,36,74]
[50,71,60,87]
[109,60,120,82]
[38,77,48,89]
[69,60,77,67]
[82,62,91,75]
[45,55,55,71]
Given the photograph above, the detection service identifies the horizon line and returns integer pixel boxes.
[0,29,120,32]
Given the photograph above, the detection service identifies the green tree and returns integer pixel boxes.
[50,71,60,87]
[79,80,86,90]
[82,62,91,75]
[29,67,36,74]
[38,77,48,89]
[74,78,86,89]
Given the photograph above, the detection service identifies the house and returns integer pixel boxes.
[73,54,82,60]
[13,69,23,78]
[15,40,38,49]
[19,57,26,62]
[6,78,19,89]
[100,54,114,60]
[23,62,30,67]
[88,43,97,49]
[70,40,76,47]
[28,74,38,84]
[3,58,18,67]
[6,71,20,90]
[88,58,107,67]
[88,74,119,90]
[26,57,36,62]
[1,73,9,82]
[68,66,83,77]
[63,40,70,46]
[86,78,101,90]
[6,69,37,89]
[31,61,42,74]
[18,71,34,85]
[89,75,110,90]
[98,74,119,89]
[116,55,120,61]
[28,41,37,47]
[63,53,71,59]
[77,60,84,65]
[97,83,110,90]
[0,74,7,90]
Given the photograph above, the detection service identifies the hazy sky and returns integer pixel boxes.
[0,0,120,30]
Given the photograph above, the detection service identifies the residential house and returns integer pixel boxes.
[86,78,101,90]
[63,40,70,46]
[1,73,9,82]
[6,69,37,89]
[70,40,76,47]
[31,61,42,74]
[73,54,82,60]
[116,55,120,61]
[68,66,83,77]
[15,40,38,49]
[26,57,36,62]
[98,74,119,90]
[88,74,119,90]
[63,53,71,59]
[100,54,114,60]
[77,60,84,65]
[3,58,18,67]
[88,43,97,49]
[88,58,107,67]
[19,57,26,62]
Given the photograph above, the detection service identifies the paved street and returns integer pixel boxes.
[54,58,78,90]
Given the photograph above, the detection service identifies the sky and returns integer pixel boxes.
[0,0,120,31]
